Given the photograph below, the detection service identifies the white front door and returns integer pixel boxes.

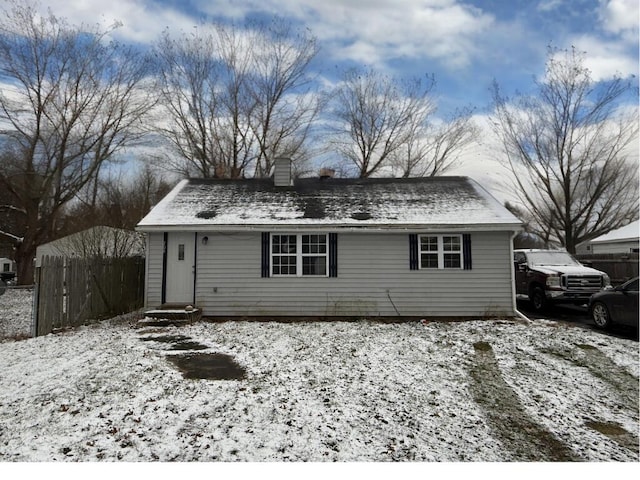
[165,232,195,304]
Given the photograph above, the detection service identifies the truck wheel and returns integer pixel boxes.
[591,302,611,330]
[530,287,546,311]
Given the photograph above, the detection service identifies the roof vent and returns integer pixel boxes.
[273,157,293,187]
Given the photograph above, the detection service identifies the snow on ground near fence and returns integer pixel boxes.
[0,288,33,340]
[0,288,638,462]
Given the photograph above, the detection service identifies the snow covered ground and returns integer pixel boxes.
[0,288,638,466]
[0,288,33,340]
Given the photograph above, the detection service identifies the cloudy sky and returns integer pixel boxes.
[4,0,639,193]
[27,0,639,115]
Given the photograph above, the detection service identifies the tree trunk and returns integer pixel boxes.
[14,241,36,285]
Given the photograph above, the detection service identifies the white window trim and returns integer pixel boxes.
[270,233,329,277]
[418,234,463,270]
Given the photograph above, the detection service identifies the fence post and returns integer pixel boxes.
[31,266,41,337]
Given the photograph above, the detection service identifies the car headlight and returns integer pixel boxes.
[603,274,611,287]
[546,275,561,288]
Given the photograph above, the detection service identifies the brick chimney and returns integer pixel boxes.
[273,157,293,187]
[319,168,335,179]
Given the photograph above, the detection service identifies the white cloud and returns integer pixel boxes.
[599,0,639,38]
[26,0,495,72]
[24,0,199,43]
[536,0,564,12]
[194,0,496,71]
[570,34,638,80]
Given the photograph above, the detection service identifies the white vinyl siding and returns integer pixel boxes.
[591,240,640,254]
[144,232,164,307]
[164,230,517,317]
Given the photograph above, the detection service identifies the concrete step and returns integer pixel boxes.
[138,306,202,327]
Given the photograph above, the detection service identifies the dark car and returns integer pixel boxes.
[588,277,639,330]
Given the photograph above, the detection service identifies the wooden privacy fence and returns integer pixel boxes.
[576,253,639,285]
[33,256,145,337]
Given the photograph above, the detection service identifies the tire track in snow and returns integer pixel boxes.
[468,341,581,461]
[541,343,639,455]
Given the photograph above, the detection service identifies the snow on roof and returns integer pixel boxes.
[137,176,522,231]
[590,220,640,244]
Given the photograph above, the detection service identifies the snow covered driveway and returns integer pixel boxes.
[0,289,638,461]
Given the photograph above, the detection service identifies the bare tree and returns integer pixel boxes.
[492,47,639,253]
[390,107,479,177]
[154,18,320,179]
[327,68,437,178]
[46,226,145,260]
[0,1,156,284]
[154,25,254,178]
[62,162,174,234]
[249,18,321,177]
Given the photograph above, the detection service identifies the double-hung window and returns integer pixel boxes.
[272,234,298,275]
[419,234,463,269]
[271,234,328,276]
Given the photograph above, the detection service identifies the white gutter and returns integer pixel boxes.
[136,222,524,234]
[510,229,532,322]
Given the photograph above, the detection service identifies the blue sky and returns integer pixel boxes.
[33,0,639,117]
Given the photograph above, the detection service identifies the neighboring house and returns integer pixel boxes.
[36,226,145,267]
[136,158,522,318]
[577,221,640,255]
[0,257,15,273]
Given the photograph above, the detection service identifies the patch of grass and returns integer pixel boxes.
[586,421,627,436]
[473,341,492,352]
[586,421,640,454]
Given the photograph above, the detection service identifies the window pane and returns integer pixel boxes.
[272,255,296,275]
[421,253,438,269]
[420,236,438,251]
[444,253,461,268]
[443,236,460,252]
[303,256,326,275]
[302,234,326,254]
[273,235,296,254]
[178,244,185,261]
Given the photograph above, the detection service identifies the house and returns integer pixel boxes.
[136,158,522,318]
[36,226,145,267]
[577,220,639,255]
[0,257,15,273]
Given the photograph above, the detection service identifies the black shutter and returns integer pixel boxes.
[329,233,338,277]
[409,234,419,270]
[463,233,472,270]
[261,232,270,277]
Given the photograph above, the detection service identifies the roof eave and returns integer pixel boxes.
[136,222,523,233]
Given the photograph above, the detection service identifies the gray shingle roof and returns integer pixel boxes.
[137,176,521,231]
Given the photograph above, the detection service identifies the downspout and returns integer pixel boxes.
[510,230,531,322]
[161,232,168,305]
[193,233,198,306]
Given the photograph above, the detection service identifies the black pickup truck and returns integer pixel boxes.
[514,249,610,311]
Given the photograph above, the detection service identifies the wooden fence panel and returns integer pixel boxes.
[34,256,145,336]
[67,257,91,328]
[36,256,64,335]
[576,253,639,284]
